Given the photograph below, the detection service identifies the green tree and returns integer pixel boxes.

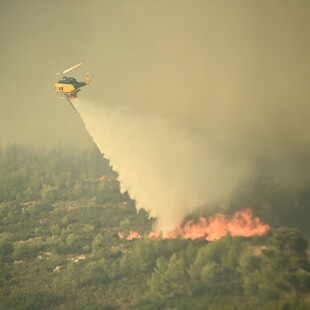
[0,237,13,257]
[40,184,58,204]
[149,257,169,300]
[149,253,189,300]
[259,227,310,300]
[189,236,245,295]
[238,248,261,295]
[120,239,159,275]
[79,259,109,286]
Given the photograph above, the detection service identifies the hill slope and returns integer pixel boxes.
[0,145,309,310]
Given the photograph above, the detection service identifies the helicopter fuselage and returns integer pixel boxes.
[53,62,91,99]
[55,77,86,93]
[54,76,87,98]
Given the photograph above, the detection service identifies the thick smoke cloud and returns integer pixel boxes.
[1,1,310,231]
[75,99,251,231]
[74,1,310,231]
[75,90,310,232]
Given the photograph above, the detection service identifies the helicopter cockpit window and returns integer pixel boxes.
[59,80,71,84]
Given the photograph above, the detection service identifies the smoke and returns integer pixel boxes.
[74,99,250,232]
[1,1,309,233]
[74,90,310,233]
[71,1,310,233]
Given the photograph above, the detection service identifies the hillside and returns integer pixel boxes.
[0,145,309,310]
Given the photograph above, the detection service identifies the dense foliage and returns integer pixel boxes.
[0,145,309,309]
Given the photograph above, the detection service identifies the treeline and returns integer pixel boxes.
[0,145,309,310]
[0,145,122,204]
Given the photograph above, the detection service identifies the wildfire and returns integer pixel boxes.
[118,231,141,240]
[178,209,270,241]
[118,209,270,241]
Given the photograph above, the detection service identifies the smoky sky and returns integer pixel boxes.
[1,1,310,211]
[1,0,309,148]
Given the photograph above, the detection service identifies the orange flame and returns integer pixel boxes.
[119,230,141,240]
[178,209,270,241]
[156,209,270,241]
[148,231,162,240]
[119,209,270,241]
[118,232,124,239]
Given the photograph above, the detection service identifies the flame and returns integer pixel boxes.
[119,209,270,241]
[154,209,270,241]
[148,231,161,240]
[119,231,141,240]
[178,209,270,241]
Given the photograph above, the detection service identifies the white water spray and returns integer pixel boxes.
[74,99,249,232]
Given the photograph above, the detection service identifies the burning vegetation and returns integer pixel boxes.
[119,208,270,241]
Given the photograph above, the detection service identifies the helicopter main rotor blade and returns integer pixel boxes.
[55,62,84,76]
[62,62,84,74]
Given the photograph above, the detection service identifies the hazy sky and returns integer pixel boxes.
[1,1,310,230]
[0,0,309,151]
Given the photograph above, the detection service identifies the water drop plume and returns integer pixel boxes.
[74,99,249,232]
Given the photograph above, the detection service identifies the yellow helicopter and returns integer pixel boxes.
[54,62,92,98]
[53,62,93,115]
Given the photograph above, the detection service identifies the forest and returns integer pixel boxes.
[0,145,309,310]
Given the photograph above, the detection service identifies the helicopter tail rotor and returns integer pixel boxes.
[85,72,93,84]
[86,72,95,78]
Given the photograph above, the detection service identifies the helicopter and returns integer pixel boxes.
[53,62,93,115]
